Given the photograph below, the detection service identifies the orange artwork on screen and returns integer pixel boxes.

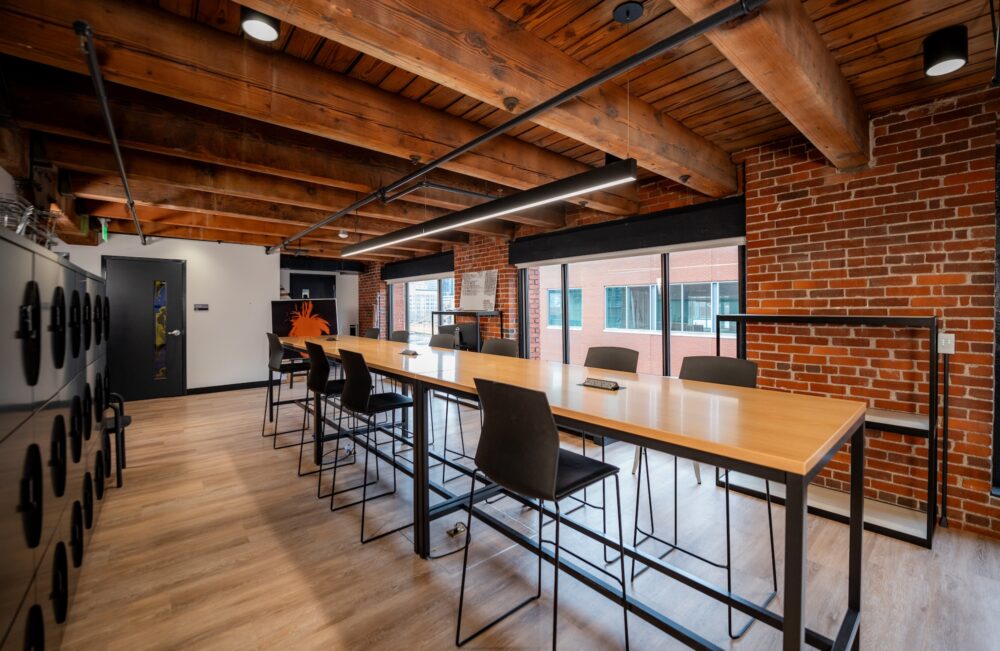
[288,300,331,337]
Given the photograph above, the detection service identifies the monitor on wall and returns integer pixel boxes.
[271,298,338,337]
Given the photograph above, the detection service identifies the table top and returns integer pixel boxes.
[282,335,866,476]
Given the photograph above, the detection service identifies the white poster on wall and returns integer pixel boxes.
[459,270,498,311]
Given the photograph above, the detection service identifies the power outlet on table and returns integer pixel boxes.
[939,332,955,355]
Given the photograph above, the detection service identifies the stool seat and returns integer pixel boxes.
[279,359,309,373]
[555,449,618,499]
[368,392,413,413]
[320,378,346,397]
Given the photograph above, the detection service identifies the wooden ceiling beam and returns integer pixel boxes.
[3,69,563,229]
[669,0,869,169]
[0,0,636,216]
[66,174,474,244]
[86,203,442,255]
[238,0,738,196]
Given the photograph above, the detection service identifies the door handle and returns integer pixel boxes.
[167,329,182,336]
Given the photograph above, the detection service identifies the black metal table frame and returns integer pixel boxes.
[301,357,865,651]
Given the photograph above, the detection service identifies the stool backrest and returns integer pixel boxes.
[266,333,285,372]
[390,330,410,343]
[429,333,455,348]
[679,356,757,388]
[480,338,518,358]
[584,346,639,373]
[304,342,331,394]
[473,378,558,501]
[364,327,380,339]
[339,349,373,413]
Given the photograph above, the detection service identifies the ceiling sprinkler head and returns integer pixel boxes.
[338,229,350,239]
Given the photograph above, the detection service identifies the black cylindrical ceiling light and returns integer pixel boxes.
[923,25,968,77]
[241,6,279,42]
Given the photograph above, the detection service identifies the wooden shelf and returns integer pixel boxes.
[725,472,928,544]
[866,408,932,438]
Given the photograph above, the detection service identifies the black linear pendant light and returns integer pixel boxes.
[342,158,637,258]
[241,6,279,42]
[923,25,968,77]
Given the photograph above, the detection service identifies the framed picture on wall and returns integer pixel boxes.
[271,298,338,337]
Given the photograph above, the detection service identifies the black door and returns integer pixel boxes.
[104,257,186,400]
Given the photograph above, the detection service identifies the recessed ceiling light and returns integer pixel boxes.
[923,25,967,77]
[241,7,279,43]
[338,229,349,239]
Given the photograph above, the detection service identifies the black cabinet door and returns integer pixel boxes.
[105,257,186,400]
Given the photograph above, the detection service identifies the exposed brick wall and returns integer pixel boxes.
[354,86,1000,538]
[738,87,999,537]
[358,262,386,338]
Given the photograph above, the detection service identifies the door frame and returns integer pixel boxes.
[101,255,188,396]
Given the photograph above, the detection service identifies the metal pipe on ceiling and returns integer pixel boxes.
[73,20,146,245]
[264,0,770,254]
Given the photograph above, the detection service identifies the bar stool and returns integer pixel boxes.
[456,378,629,650]
[302,342,350,491]
[390,330,410,343]
[562,346,639,561]
[480,338,518,357]
[632,355,777,639]
[363,327,380,339]
[337,349,414,543]
[261,333,310,448]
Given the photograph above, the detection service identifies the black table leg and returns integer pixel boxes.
[412,380,430,557]
[849,421,864,650]
[783,472,807,651]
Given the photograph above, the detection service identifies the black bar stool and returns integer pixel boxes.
[632,355,777,639]
[261,333,310,448]
[457,378,629,650]
[480,338,517,357]
[570,346,639,561]
[363,327,380,339]
[390,330,410,343]
[301,342,352,490]
[337,349,414,543]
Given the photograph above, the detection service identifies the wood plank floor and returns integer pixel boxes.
[62,382,1000,650]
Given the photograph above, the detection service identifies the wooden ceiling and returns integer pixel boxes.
[0,0,994,260]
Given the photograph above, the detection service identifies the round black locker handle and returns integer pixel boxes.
[93,451,105,501]
[69,289,81,359]
[70,501,84,568]
[49,415,67,498]
[82,473,94,529]
[50,286,67,370]
[50,542,69,624]
[93,295,103,346]
[82,292,92,352]
[17,280,41,386]
[24,604,45,651]
[69,396,83,464]
[18,444,44,548]
[82,385,93,441]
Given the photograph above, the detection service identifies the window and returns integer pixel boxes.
[604,284,662,331]
[668,281,738,334]
[386,275,455,345]
[547,288,581,327]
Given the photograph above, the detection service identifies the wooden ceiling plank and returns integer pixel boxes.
[0,0,635,215]
[239,0,738,196]
[670,0,868,169]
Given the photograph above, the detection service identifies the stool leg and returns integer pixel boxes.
[261,370,273,437]
[552,503,561,651]
[613,475,630,650]
[631,446,641,475]
[271,375,283,448]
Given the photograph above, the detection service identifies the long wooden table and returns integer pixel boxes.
[282,335,867,650]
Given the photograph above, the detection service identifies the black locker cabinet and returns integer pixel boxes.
[0,228,114,650]
[0,241,35,442]
[0,424,38,644]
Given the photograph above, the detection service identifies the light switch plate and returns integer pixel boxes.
[939,332,955,355]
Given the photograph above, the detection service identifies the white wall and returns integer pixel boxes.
[54,234,279,389]
[279,268,359,335]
